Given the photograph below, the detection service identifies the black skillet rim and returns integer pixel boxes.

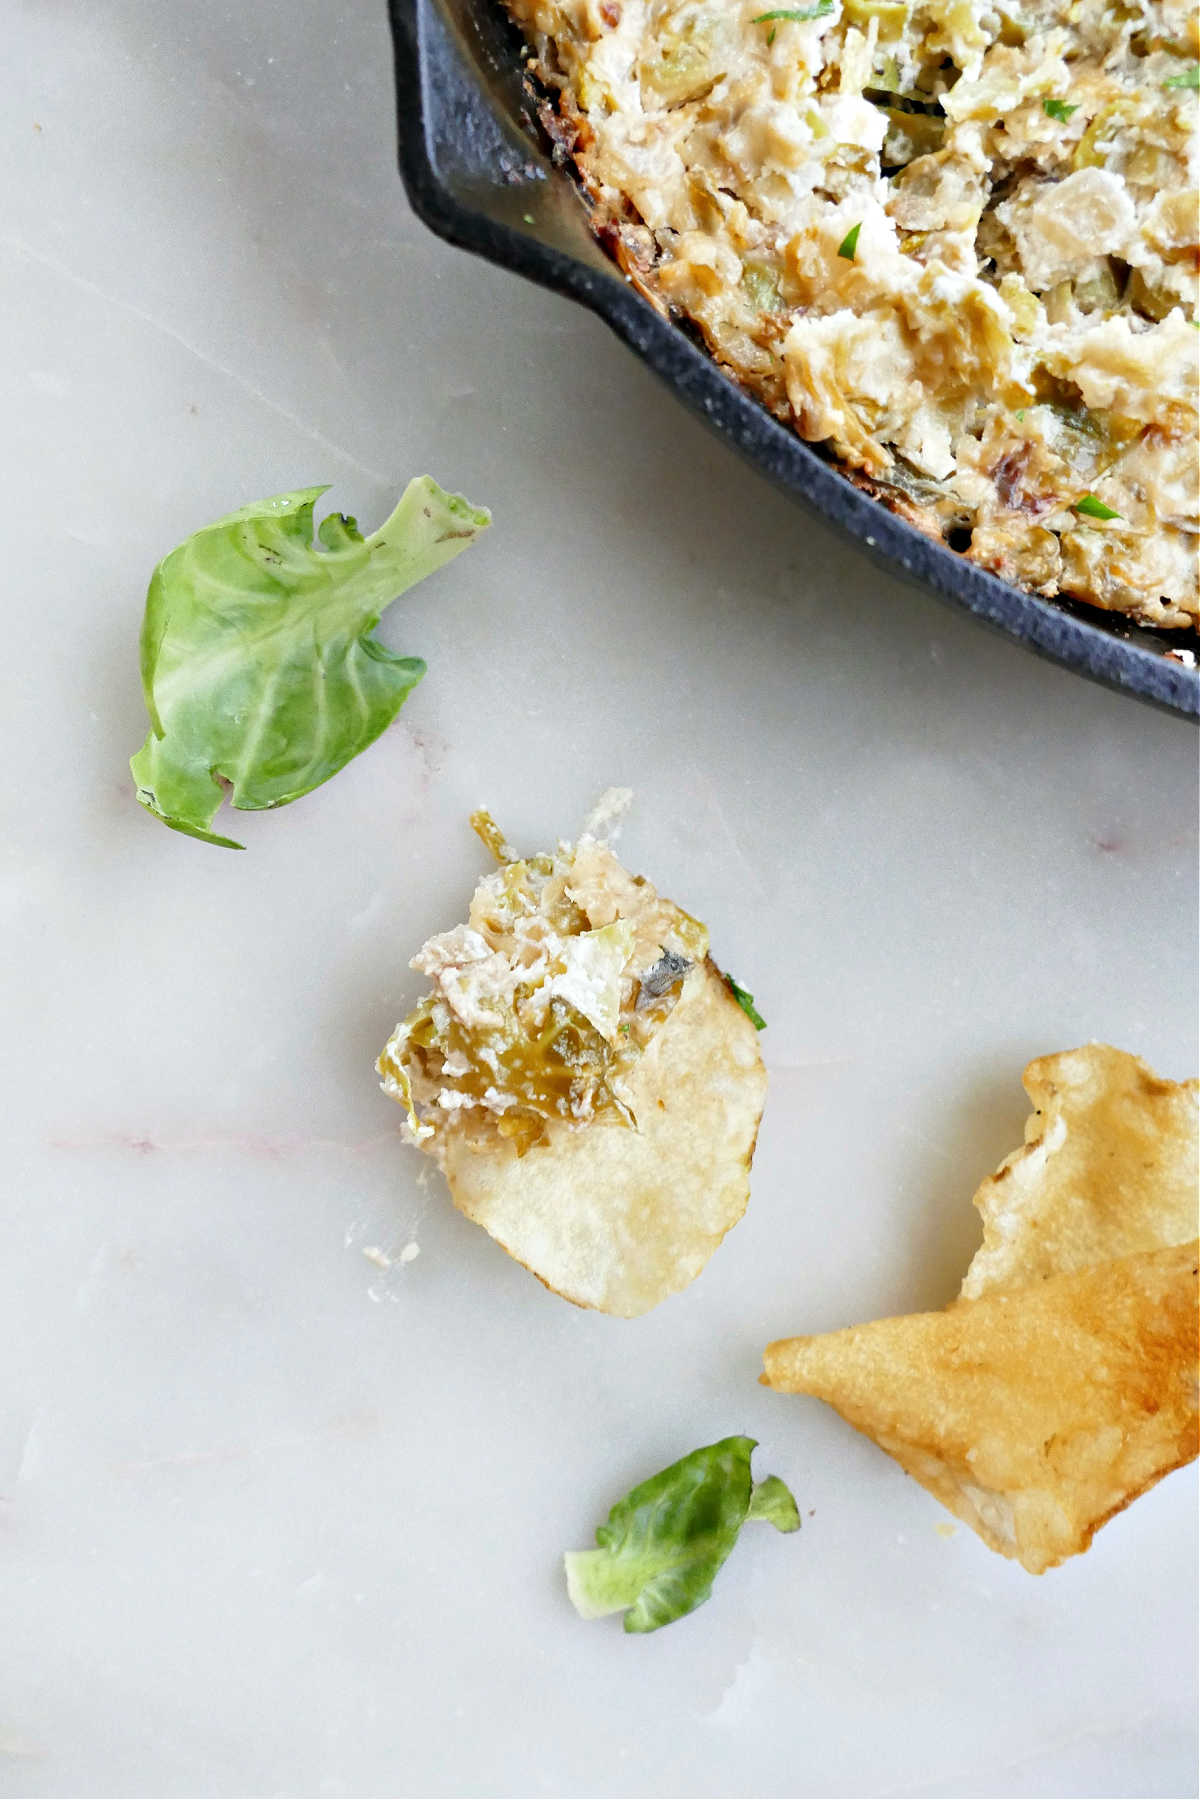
[388,0,1199,719]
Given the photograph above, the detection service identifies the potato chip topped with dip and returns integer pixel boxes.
[378,792,767,1316]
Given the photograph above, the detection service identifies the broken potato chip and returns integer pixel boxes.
[960,1045,1198,1298]
[378,794,767,1317]
[765,1241,1199,1574]
[764,1046,1199,1572]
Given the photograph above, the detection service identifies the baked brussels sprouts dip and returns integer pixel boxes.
[378,793,767,1316]
[502,0,1200,628]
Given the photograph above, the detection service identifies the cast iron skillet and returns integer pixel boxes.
[388,0,1199,717]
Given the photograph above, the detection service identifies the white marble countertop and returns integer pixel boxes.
[4,4,1197,1796]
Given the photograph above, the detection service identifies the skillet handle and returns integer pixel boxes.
[389,0,617,279]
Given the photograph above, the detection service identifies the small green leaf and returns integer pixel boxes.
[130,478,490,847]
[725,976,766,1030]
[751,3,834,22]
[1163,62,1199,89]
[748,1476,802,1531]
[1041,97,1079,121]
[837,221,863,261]
[564,1438,800,1634]
[1074,493,1122,521]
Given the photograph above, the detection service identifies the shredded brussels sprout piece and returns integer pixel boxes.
[470,809,519,865]
[564,1438,800,1634]
[751,3,834,21]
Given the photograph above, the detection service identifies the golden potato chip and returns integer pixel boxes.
[378,797,767,1316]
[763,1044,1199,1570]
[960,1045,1199,1299]
[764,1241,1199,1574]
[441,957,765,1315]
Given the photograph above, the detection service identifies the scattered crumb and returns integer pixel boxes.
[0,1730,43,1761]
[581,785,633,842]
[362,1241,419,1271]
[1165,647,1196,669]
[935,1521,958,1539]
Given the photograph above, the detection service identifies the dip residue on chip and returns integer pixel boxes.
[378,793,767,1316]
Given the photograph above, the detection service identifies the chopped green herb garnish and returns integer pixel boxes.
[564,1437,799,1634]
[1163,63,1199,89]
[1042,97,1079,121]
[725,976,766,1030]
[1074,493,1122,521]
[752,3,835,23]
[1015,408,1026,421]
[837,221,863,261]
